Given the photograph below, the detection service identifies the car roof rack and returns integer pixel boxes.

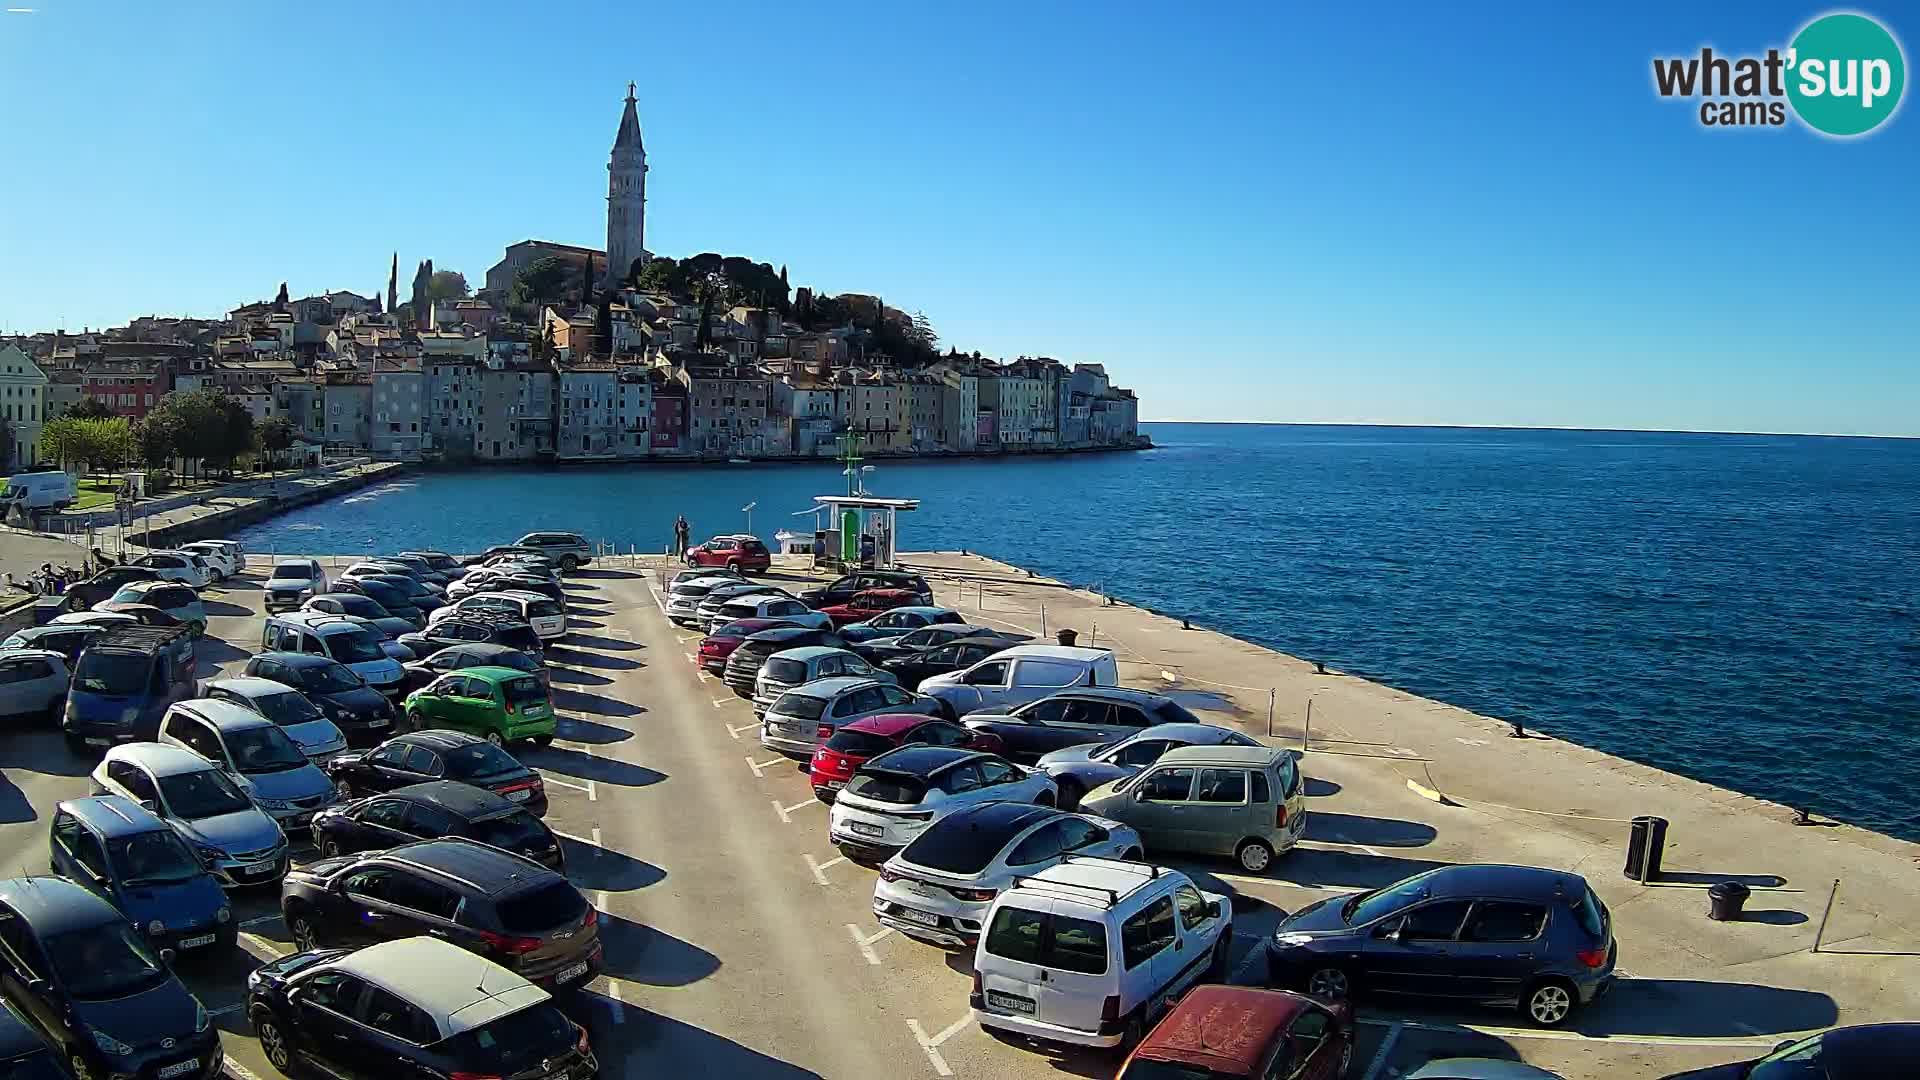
[1010,875,1120,908]
[1058,853,1166,878]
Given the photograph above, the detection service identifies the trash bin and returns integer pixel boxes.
[1623,815,1670,882]
[1056,629,1078,647]
[1709,881,1751,921]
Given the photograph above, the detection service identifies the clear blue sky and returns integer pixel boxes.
[2,2,1915,434]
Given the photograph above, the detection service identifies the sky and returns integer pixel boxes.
[1,2,1916,435]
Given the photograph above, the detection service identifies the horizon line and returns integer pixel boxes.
[1138,419,1919,441]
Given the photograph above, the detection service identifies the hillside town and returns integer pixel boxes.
[0,87,1142,470]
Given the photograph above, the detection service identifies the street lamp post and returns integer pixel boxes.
[741,500,756,536]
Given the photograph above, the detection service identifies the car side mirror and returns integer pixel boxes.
[1132,788,1147,803]
[138,800,158,814]
[25,978,48,995]
[1206,900,1223,919]
[1375,921,1402,941]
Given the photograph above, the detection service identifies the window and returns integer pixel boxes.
[1399,900,1471,941]
[369,743,410,768]
[360,800,410,829]
[1139,767,1195,802]
[69,829,110,880]
[962,661,1008,687]
[1250,770,1272,804]
[1122,896,1177,969]
[1018,698,1068,725]
[404,747,443,776]
[977,758,1018,785]
[1006,822,1066,866]
[297,970,363,1014]
[1462,901,1547,942]
[1195,768,1248,803]
[1111,739,1169,768]
[1173,884,1211,931]
[940,763,984,794]
[357,986,433,1043]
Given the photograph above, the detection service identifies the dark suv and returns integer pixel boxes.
[279,838,601,992]
[722,626,851,697]
[309,781,561,868]
[802,569,934,609]
[241,652,396,746]
[1265,863,1617,1027]
[323,731,547,815]
[397,614,545,669]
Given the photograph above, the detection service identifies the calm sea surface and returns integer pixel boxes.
[238,424,1920,839]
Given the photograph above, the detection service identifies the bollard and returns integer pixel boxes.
[1812,878,1840,952]
[1266,688,1277,738]
[1303,697,1312,752]
[1090,621,1097,645]
[1040,604,1047,639]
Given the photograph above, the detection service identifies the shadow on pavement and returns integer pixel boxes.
[563,633,642,652]
[549,667,612,687]
[1737,909,1811,926]
[1274,847,1452,891]
[524,746,663,788]
[556,716,634,744]
[553,688,647,719]
[0,777,37,824]
[1304,812,1438,849]
[0,731,95,777]
[567,618,608,630]
[1651,871,1788,888]
[1574,977,1837,1038]
[561,838,664,892]
[1304,777,1342,797]
[195,638,254,668]
[1159,689,1245,716]
[594,915,720,986]
[546,648,642,671]
[568,995,822,1078]
[569,569,639,580]
[202,600,254,617]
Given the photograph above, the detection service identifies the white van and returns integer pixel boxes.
[261,612,406,697]
[971,857,1232,1050]
[919,644,1119,718]
[1,471,76,512]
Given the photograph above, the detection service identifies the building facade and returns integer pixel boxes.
[0,344,48,468]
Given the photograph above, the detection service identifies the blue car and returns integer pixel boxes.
[49,796,234,958]
[61,626,197,754]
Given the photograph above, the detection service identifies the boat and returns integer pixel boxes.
[728,457,751,464]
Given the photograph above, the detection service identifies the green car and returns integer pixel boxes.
[402,665,557,747]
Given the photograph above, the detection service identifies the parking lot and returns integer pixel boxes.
[0,556,1899,1080]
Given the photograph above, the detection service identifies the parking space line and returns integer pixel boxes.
[238,933,289,964]
[847,923,892,966]
[746,755,786,778]
[540,773,598,801]
[226,1059,266,1080]
[593,890,625,1022]
[239,915,281,930]
[805,853,847,885]
[684,652,697,664]
[711,697,735,708]
[727,721,760,741]
[905,1015,970,1077]
[772,797,821,823]
[207,1004,247,1019]
[1359,1022,1401,1080]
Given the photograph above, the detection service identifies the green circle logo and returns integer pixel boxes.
[1787,12,1906,136]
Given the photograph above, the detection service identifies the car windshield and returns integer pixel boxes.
[527,599,563,618]
[1747,1034,1828,1079]
[107,586,146,604]
[328,629,387,664]
[445,744,520,778]
[73,651,148,695]
[715,620,760,638]
[845,771,927,804]
[225,726,308,773]
[107,831,203,885]
[253,689,321,725]
[299,662,363,693]
[443,1002,574,1074]
[763,658,809,683]
[1342,870,1441,924]
[471,811,549,853]
[360,582,407,607]
[272,562,313,581]
[771,692,827,720]
[502,677,547,706]
[498,627,543,653]
[158,768,253,818]
[42,923,169,1000]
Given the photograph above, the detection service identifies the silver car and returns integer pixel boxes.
[1036,722,1264,809]
[98,580,208,637]
[0,648,71,721]
[753,645,897,714]
[695,582,796,632]
[90,743,289,886]
[665,574,747,625]
[158,700,340,831]
[761,675,941,757]
[265,559,329,612]
[202,676,348,761]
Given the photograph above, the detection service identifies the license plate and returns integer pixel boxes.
[85,737,110,747]
[506,789,531,802]
[556,961,590,984]
[241,859,276,874]
[157,1060,198,1078]
[987,991,1035,1015]
[894,907,940,927]
[367,717,390,728]
[826,780,845,791]
[848,820,883,837]
[778,722,806,735]
[179,933,217,949]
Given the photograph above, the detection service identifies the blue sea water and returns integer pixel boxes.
[238,424,1920,840]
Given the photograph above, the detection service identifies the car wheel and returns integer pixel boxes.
[403,709,422,733]
[1524,979,1578,1027]
[319,838,342,858]
[1119,1012,1146,1053]
[530,734,554,748]
[560,555,578,572]
[726,560,740,572]
[1236,838,1275,873]
[485,731,506,749]
[256,1013,293,1072]
[288,912,317,952]
[43,695,66,726]
[1053,778,1083,810]
[1306,965,1351,1002]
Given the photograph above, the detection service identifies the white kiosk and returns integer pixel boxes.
[809,494,920,569]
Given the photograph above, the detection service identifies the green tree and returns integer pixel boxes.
[256,415,296,468]
[37,418,75,467]
[511,257,573,313]
[65,397,115,420]
[148,389,239,479]
[427,270,470,302]
[132,414,177,468]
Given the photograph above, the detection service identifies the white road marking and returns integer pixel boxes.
[683,652,696,664]
[847,923,893,966]
[906,1015,970,1077]
[208,1003,246,1019]
[805,853,847,885]
[727,721,760,741]
[226,1058,266,1080]
[1359,1022,1401,1080]
[746,756,786,778]
[711,697,735,708]
[697,669,713,682]
[773,797,820,823]
[238,933,289,963]
[239,914,281,929]
[595,890,625,1022]
[1316,833,1388,859]
[541,773,591,793]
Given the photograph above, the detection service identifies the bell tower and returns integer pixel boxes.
[606,82,648,290]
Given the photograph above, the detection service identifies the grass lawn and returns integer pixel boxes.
[73,480,117,510]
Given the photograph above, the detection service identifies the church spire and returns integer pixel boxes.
[614,82,643,150]
[605,81,647,290]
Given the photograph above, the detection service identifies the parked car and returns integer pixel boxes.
[324,730,546,815]
[403,666,556,748]
[240,652,397,747]
[850,623,1023,664]
[201,677,347,762]
[1408,1061,1566,1079]
[1117,985,1354,1080]
[354,572,446,615]
[809,713,1002,801]
[697,618,791,674]
[0,876,222,1080]
[1659,1023,1920,1079]
[1038,722,1263,809]
[308,782,563,870]
[971,858,1232,1049]
[664,574,745,625]
[881,633,1032,692]
[261,613,406,697]
[512,531,594,572]
[89,604,189,631]
[1082,745,1307,872]
[1265,863,1618,1028]
[449,571,563,605]
[692,582,796,633]
[90,743,289,887]
[301,592,416,640]
[400,642,547,696]
[0,624,104,666]
[431,592,565,642]
[0,650,70,723]
[245,936,595,1080]
[343,561,447,598]
[960,687,1208,763]
[463,543,546,565]
[95,581,206,637]
[828,746,1057,863]
[376,553,450,587]
[41,566,161,618]
[723,626,851,697]
[157,701,338,831]
[179,543,237,582]
[131,550,209,588]
[817,588,921,628]
[684,534,771,573]
[403,612,549,662]
[838,606,967,645]
[49,795,235,957]
[761,677,940,757]
[752,645,895,714]
[920,644,1120,718]
[801,569,935,609]
[874,803,1142,948]
[48,611,137,630]
[0,995,68,1080]
[705,594,828,635]
[396,550,466,580]
[61,625,196,752]
[665,566,744,591]
[263,559,329,613]
[185,540,245,575]
[329,576,423,625]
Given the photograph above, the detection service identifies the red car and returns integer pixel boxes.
[817,588,917,627]
[696,617,789,674]
[809,713,1003,801]
[684,535,771,574]
[1117,985,1354,1080]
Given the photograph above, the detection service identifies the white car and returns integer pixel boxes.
[181,541,239,581]
[874,803,1142,948]
[265,559,329,612]
[972,859,1232,1049]
[0,649,71,722]
[704,593,827,634]
[133,549,210,588]
[430,591,566,641]
[918,644,1121,717]
[829,746,1057,864]
[664,574,747,625]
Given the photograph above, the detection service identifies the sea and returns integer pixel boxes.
[237,423,1920,841]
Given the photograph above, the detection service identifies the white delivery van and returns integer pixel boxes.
[918,644,1119,718]
[1,471,77,512]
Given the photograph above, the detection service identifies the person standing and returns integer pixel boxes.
[674,514,690,557]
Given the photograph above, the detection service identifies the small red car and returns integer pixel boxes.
[817,588,917,627]
[696,617,789,674]
[810,713,1003,801]
[684,535,771,574]
[1117,985,1354,1080]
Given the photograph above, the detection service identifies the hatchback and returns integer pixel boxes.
[261,614,406,697]
[761,676,939,757]
[400,614,546,669]
[809,713,1001,801]
[242,652,397,746]
[0,650,70,723]
[299,592,417,643]
[131,551,209,588]
[753,645,895,714]
[377,553,451,587]
[1659,1023,1920,1079]
[178,543,237,582]
[355,572,446,615]
[400,641,548,696]
[433,592,565,642]
[705,594,828,635]
[98,581,206,637]
[801,569,934,608]
[1,624,105,666]
[684,534,771,573]
[828,746,1057,863]
[1264,863,1618,1027]
[90,744,288,887]
[1037,722,1261,808]
[723,627,852,697]
[396,550,465,579]
[0,877,222,1080]
[874,803,1141,948]
[324,730,547,815]
[309,782,563,870]
[404,667,556,748]
[693,581,796,632]
[664,573,744,625]
[1081,745,1308,872]
[329,577,422,625]
[882,633,1035,692]
[157,701,339,831]
[849,622,1001,663]
[49,796,234,958]
[698,618,789,674]
[263,559,328,613]
[818,588,918,628]
[1117,985,1354,1080]
[837,606,965,644]
[201,677,348,762]
[246,936,594,1080]
[962,687,1207,762]
[56,565,161,612]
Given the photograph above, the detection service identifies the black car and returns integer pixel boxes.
[330,578,423,626]
[852,624,1026,664]
[1265,864,1618,1027]
[0,998,68,1080]
[47,567,163,615]
[881,634,1022,692]
[360,574,444,615]
[246,936,596,1080]
[279,838,598,991]
[463,545,547,566]
[324,731,547,815]
[1661,1023,1920,1079]
[310,782,562,870]
[398,616,544,671]
[959,687,1205,761]
[399,642,547,696]
[378,554,450,587]
[397,550,466,580]
[722,626,852,696]
[0,877,221,1080]
[242,652,397,746]
[301,593,416,640]
[801,569,935,609]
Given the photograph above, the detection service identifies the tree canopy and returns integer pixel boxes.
[38,417,133,473]
[427,270,470,302]
[148,389,254,476]
[65,397,116,420]
[512,257,574,311]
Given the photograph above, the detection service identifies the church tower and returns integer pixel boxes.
[606,82,647,290]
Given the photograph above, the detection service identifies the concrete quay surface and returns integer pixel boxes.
[0,549,1911,1080]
